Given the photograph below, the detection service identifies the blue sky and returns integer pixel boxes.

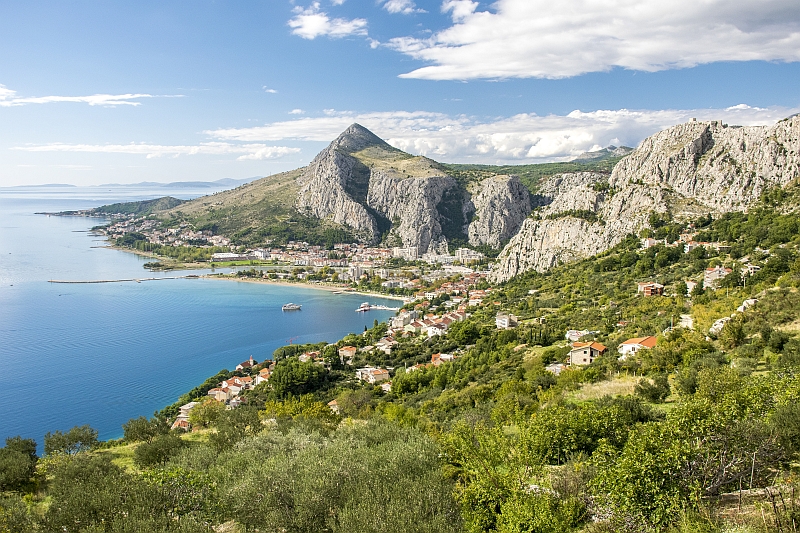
[2,0,799,186]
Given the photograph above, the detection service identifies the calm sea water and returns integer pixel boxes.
[0,186,396,446]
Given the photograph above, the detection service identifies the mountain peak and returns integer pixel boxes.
[330,123,391,154]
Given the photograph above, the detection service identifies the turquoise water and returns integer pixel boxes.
[0,188,396,445]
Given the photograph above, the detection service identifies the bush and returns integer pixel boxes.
[634,374,670,403]
[134,433,186,468]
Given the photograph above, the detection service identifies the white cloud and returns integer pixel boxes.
[331,0,346,4]
[206,104,800,163]
[12,142,300,161]
[288,2,368,39]
[0,84,164,107]
[289,109,305,115]
[263,87,278,94]
[387,0,800,79]
[383,0,425,15]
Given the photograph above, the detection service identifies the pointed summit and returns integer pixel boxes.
[330,123,392,154]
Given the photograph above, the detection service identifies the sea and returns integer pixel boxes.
[0,185,398,447]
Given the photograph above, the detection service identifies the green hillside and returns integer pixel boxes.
[5,184,800,532]
[160,168,357,247]
[92,196,185,216]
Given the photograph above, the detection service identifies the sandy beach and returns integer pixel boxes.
[202,274,409,302]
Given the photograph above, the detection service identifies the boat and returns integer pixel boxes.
[282,303,302,311]
[355,302,371,312]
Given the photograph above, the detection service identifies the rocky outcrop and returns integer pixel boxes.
[295,123,534,252]
[366,169,457,254]
[296,125,385,241]
[491,116,800,282]
[467,175,531,248]
[609,117,800,211]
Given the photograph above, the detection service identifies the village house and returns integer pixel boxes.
[704,265,732,288]
[356,367,390,384]
[327,399,340,415]
[338,346,357,364]
[298,351,321,363]
[637,282,665,296]
[495,313,518,329]
[569,341,607,366]
[617,336,658,359]
[375,337,398,354]
[254,368,271,386]
[171,401,198,430]
[236,356,256,371]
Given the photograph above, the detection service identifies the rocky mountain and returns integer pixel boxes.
[167,123,534,253]
[570,145,633,163]
[490,116,800,282]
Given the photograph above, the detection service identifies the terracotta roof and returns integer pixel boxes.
[571,341,607,352]
[620,336,658,348]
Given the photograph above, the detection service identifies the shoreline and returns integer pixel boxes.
[204,274,408,302]
[104,242,408,303]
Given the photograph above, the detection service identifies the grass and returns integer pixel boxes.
[566,374,641,402]
[97,442,138,472]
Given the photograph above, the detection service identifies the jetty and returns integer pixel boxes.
[48,275,199,284]
[355,302,401,312]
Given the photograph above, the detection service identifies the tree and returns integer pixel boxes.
[634,374,671,403]
[134,433,186,468]
[187,399,225,429]
[690,280,705,298]
[268,359,328,399]
[208,406,262,452]
[44,425,98,456]
[0,437,37,492]
[123,415,169,443]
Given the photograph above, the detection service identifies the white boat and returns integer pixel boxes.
[355,302,371,312]
[282,303,302,311]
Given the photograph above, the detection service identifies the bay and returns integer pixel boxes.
[0,187,397,446]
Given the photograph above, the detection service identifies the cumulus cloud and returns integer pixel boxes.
[206,104,799,163]
[263,87,278,94]
[288,2,368,39]
[383,0,425,15]
[12,142,300,161]
[0,84,163,107]
[387,0,800,79]
[289,109,305,115]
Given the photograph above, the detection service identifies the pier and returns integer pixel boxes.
[355,303,401,312]
[48,275,199,284]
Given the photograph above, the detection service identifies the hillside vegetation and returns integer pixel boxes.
[3,182,800,532]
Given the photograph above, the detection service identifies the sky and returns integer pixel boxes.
[1,0,799,186]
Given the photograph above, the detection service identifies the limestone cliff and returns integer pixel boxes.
[491,116,800,282]
[366,169,457,254]
[467,175,531,249]
[295,124,532,252]
[295,125,386,241]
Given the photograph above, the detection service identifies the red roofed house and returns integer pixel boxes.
[338,346,357,364]
[637,282,665,297]
[569,341,607,366]
[617,336,658,358]
[236,356,256,371]
[704,265,733,288]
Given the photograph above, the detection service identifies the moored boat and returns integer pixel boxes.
[282,303,302,311]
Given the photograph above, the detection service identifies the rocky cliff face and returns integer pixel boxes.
[296,142,378,241]
[491,116,800,282]
[366,169,457,254]
[295,123,532,252]
[467,175,531,249]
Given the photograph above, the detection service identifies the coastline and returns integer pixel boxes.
[105,242,408,303]
[204,274,408,302]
